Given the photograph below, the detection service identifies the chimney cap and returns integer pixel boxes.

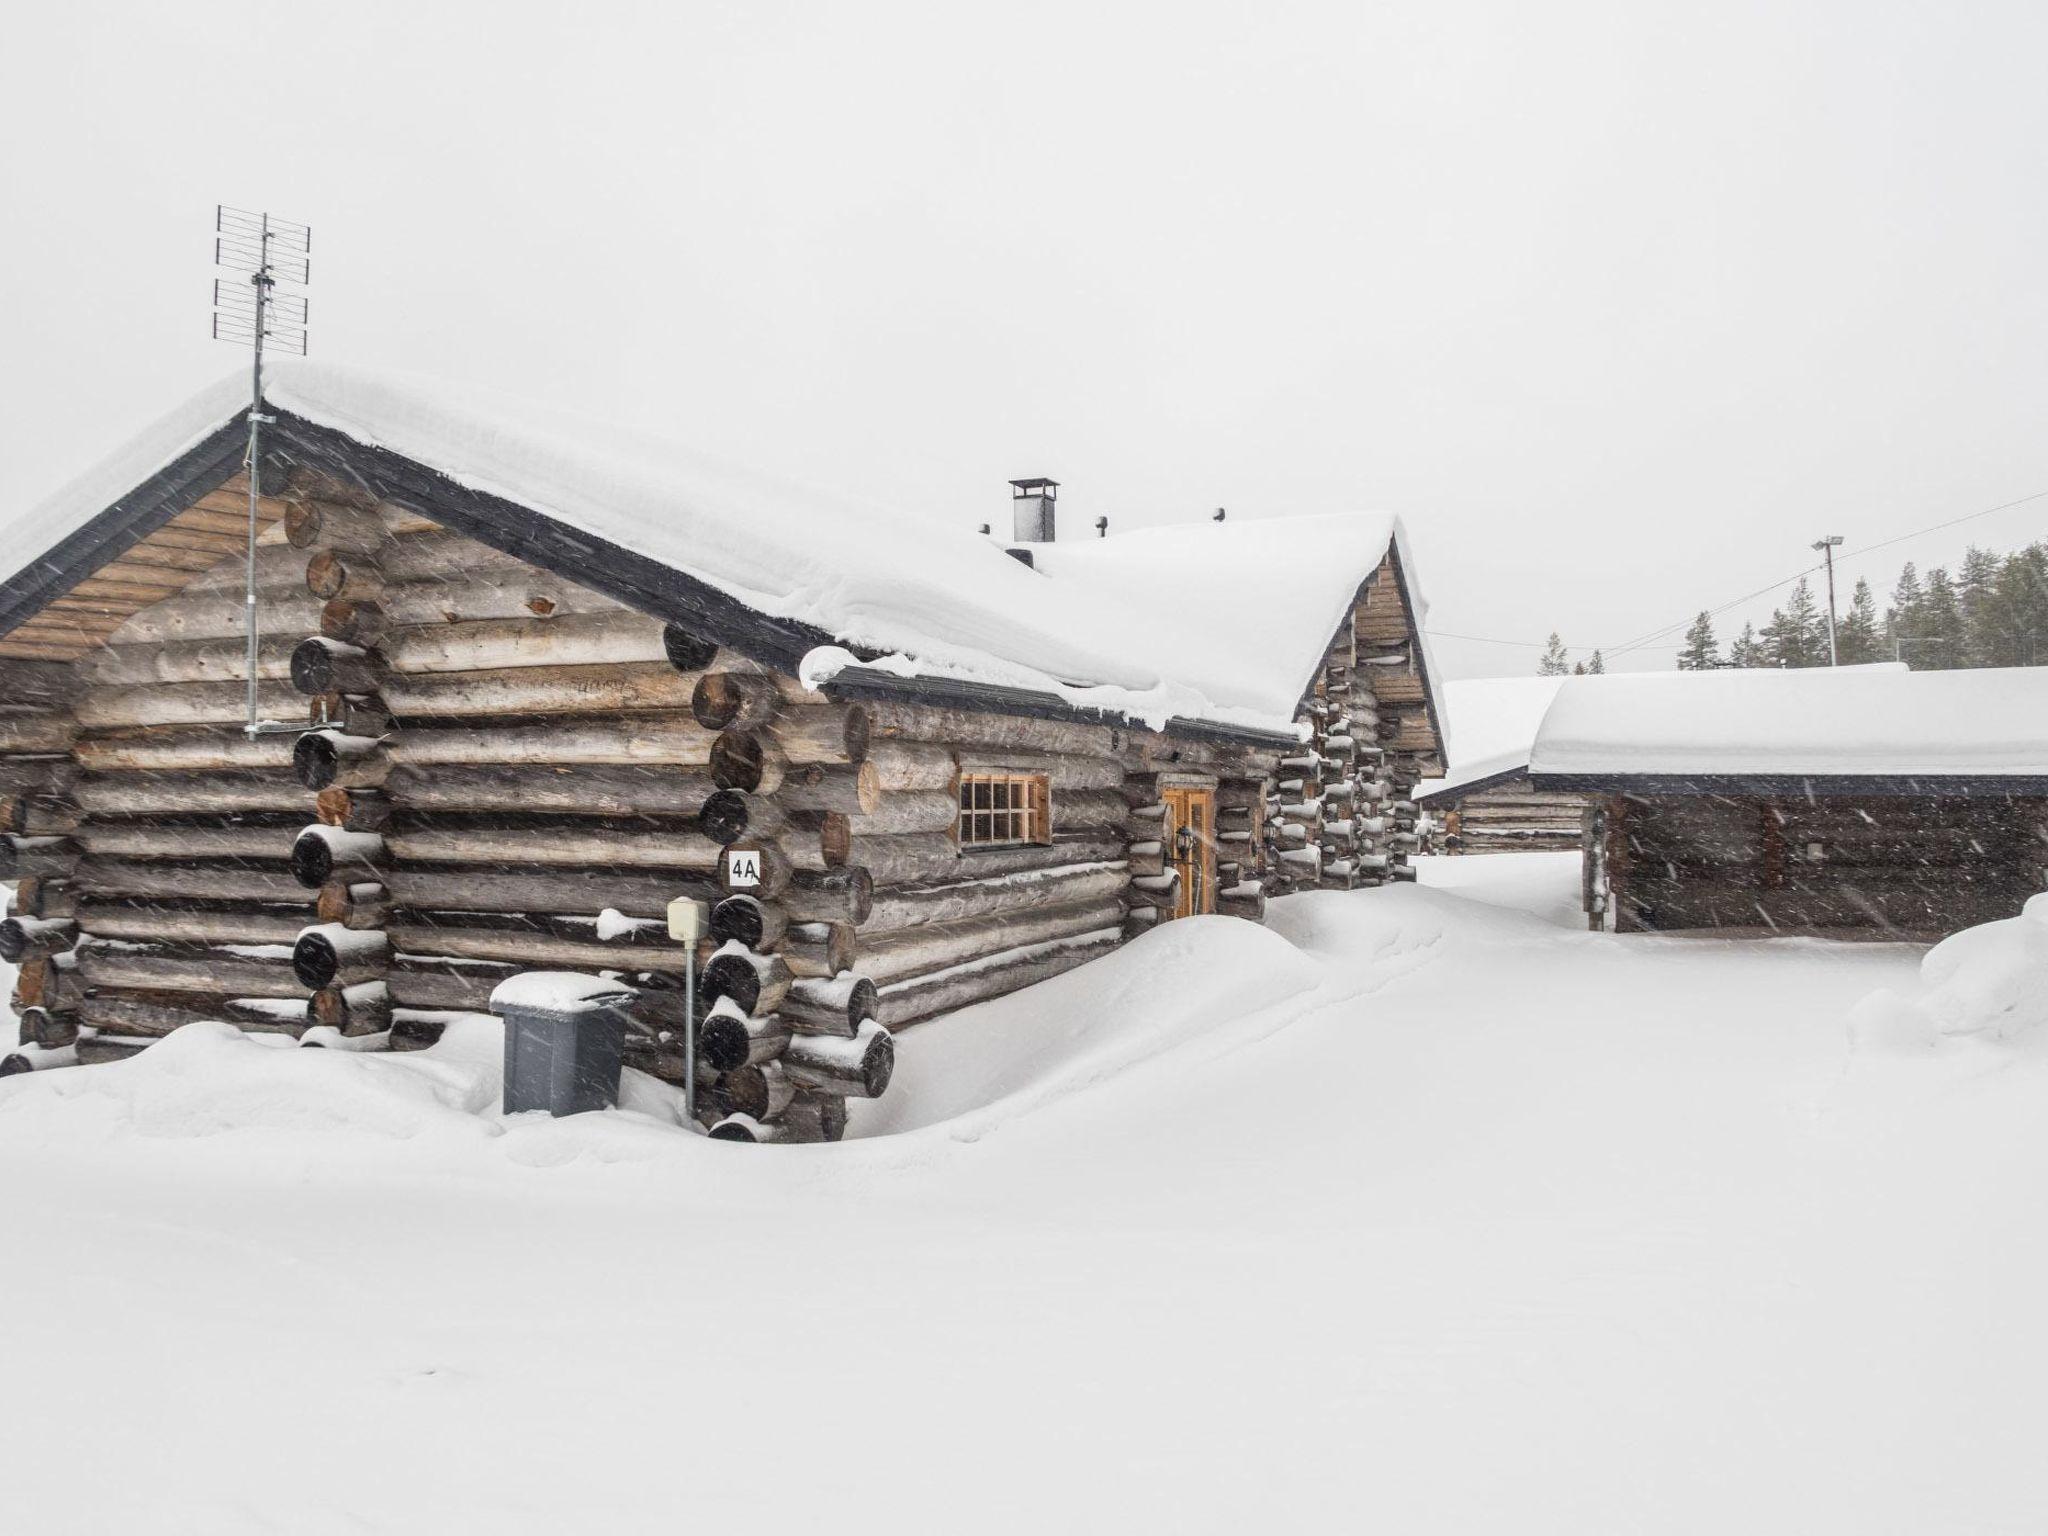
[1009,477,1059,497]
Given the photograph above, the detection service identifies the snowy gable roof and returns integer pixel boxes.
[0,362,1434,742]
[1529,666,2048,790]
[1414,675,1572,803]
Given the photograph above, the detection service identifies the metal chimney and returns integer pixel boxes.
[1009,478,1058,543]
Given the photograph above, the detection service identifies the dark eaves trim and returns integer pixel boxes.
[1414,762,1532,806]
[1528,770,2048,797]
[0,413,256,643]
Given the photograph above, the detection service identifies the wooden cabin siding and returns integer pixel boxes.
[1435,775,1588,855]
[1589,790,2047,938]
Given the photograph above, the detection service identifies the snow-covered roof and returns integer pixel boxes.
[1529,665,2048,786]
[1414,675,1573,802]
[0,362,1437,741]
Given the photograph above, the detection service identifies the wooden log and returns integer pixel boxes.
[294,925,390,988]
[692,672,783,731]
[783,867,874,926]
[856,897,1125,987]
[75,858,309,906]
[12,955,80,1010]
[384,922,695,972]
[0,757,78,797]
[1051,789,1132,832]
[19,1005,79,1050]
[373,865,720,921]
[310,981,394,1036]
[285,498,391,554]
[715,1062,796,1122]
[697,1000,793,1071]
[713,711,870,788]
[1125,840,1166,878]
[290,638,380,696]
[305,549,387,601]
[320,598,387,648]
[869,741,957,793]
[779,922,857,979]
[699,946,794,1016]
[864,858,1129,930]
[853,790,960,837]
[0,838,77,880]
[0,797,80,837]
[293,731,391,790]
[383,611,673,675]
[866,700,1117,756]
[73,727,294,774]
[714,840,795,898]
[709,894,787,952]
[879,928,1122,1028]
[3,1043,81,1074]
[699,788,850,852]
[780,973,880,1036]
[846,832,975,886]
[780,1021,894,1099]
[765,761,881,816]
[106,587,322,648]
[291,825,386,886]
[662,624,720,671]
[386,957,515,1013]
[77,993,307,1039]
[73,772,307,824]
[376,661,698,720]
[316,787,393,831]
[75,903,309,947]
[0,714,77,753]
[0,916,74,963]
[385,763,718,817]
[306,693,393,737]
[386,821,725,871]
[391,718,721,769]
[73,680,307,730]
[73,942,308,999]
[316,880,392,929]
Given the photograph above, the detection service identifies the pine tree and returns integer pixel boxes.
[1956,546,2002,666]
[1676,611,1719,670]
[1728,622,1765,667]
[1887,562,1924,652]
[1761,578,1827,667]
[1585,649,1606,674]
[1538,633,1570,676]
[1835,578,1881,664]
[1915,568,1966,669]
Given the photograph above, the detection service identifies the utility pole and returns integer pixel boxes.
[1811,535,1844,665]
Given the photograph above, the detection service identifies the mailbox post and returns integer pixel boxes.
[668,896,707,1125]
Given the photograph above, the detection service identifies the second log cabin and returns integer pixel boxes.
[0,363,1447,1139]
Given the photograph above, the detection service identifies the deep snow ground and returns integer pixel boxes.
[5,858,2047,1534]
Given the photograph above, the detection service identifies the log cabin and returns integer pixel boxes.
[1528,667,2048,937]
[0,363,1446,1139]
[1414,676,1588,855]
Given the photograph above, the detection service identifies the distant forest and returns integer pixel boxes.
[1540,539,2048,674]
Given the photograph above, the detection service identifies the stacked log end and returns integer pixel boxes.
[1,659,83,1068]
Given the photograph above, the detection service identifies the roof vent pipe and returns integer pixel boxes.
[1095,515,1108,538]
[1213,507,1226,523]
[1010,477,1058,543]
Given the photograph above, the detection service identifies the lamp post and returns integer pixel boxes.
[1811,535,1844,665]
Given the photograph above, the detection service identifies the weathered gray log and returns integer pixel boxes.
[384,763,718,817]
[783,867,874,926]
[0,916,75,963]
[74,942,308,999]
[305,693,393,737]
[338,719,722,771]
[315,786,394,830]
[0,838,78,880]
[75,903,309,947]
[78,993,306,1039]
[709,894,787,952]
[72,1038,151,1067]
[867,700,1117,756]
[845,832,963,886]
[369,865,720,921]
[713,840,796,898]
[715,1062,796,1122]
[73,680,308,730]
[376,661,698,719]
[386,822,724,870]
[780,1021,894,1099]
[285,497,391,554]
[856,897,1125,987]
[385,611,674,675]
[8,875,77,918]
[305,549,387,602]
[692,672,783,731]
[294,925,390,988]
[0,757,78,797]
[290,639,380,696]
[780,973,879,1036]
[320,598,387,648]
[863,858,1129,931]
[880,928,1122,1028]
[75,858,309,906]
[778,922,857,979]
[700,947,794,1016]
[0,714,77,753]
[384,922,693,972]
[772,761,882,816]
[19,1005,79,1049]
[316,880,392,929]
[291,826,385,887]
[72,727,294,773]
[868,741,957,793]
[310,981,393,1036]
[11,955,80,1010]
[1051,789,1133,832]
[855,790,960,837]
[0,796,80,836]
[662,624,720,672]
[697,1002,793,1071]
[386,958,514,1013]
[106,586,323,648]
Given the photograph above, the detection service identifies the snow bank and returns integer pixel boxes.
[1532,665,2048,779]
[1851,893,2048,1052]
[0,361,1427,736]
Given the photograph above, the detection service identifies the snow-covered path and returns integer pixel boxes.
[4,858,2045,1534]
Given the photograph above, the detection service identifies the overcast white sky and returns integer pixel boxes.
[4,0,2046,677]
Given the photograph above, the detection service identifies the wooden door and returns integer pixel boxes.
[1162,786,1216,919]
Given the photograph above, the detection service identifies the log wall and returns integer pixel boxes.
[1431,774,1589,855]
[1592,790,2047,938]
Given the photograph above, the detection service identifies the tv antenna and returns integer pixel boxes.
[212,206,311,736]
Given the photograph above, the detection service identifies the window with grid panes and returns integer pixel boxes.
[957,773,1051,848]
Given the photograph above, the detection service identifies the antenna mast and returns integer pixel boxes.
[212,206,310,736]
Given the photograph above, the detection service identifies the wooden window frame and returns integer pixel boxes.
[957,771,1052,849]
